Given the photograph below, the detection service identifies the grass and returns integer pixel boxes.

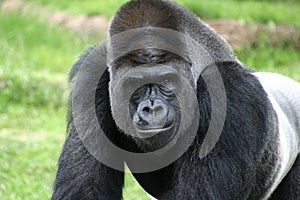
[0,1,300,200]
[237,43,300,81]
[24,0,300,28]
[0,11,150,199]
[0,12,77,200]
[178,0,300,28]
[23,0,129,18]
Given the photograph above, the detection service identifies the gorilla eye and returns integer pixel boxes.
[160,75,176,88]
[160,78,174,89]
[163,79,171,84]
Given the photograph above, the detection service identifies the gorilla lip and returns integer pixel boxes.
[134,124,174,137]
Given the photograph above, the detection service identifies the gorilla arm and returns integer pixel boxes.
[51,46,124,200]
[52,126,124,200]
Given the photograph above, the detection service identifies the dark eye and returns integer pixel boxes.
[162,79,171,85]
[159,75,176,92]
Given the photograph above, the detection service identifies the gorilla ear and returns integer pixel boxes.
[109,0,183,36]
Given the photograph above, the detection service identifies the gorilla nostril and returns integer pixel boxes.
[142,106,150,113]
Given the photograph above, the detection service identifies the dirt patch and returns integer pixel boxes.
[2,0,299,48]
[50,12,109,37]
[1,0,109,38]
[208,19,299,48]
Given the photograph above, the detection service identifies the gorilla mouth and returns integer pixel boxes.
[135,124,174,137]
[134,123,178,152]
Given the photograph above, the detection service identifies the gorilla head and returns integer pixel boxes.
[106,0,235,153]
[108,48,195,152]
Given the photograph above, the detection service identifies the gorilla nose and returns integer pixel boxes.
[134,99,168,129]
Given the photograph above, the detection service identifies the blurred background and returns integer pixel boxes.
[0,0,299,199]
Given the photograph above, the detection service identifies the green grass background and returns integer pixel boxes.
[0,0,300,199]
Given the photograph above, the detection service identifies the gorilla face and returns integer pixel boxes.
[130,84,176,131]
[129,84,180,151]
[108,49,195,152]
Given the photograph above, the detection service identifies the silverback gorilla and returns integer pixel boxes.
[52,0,300,199]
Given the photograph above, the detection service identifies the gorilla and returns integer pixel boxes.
[52,0,300,199]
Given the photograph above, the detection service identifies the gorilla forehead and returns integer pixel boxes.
[113,48,172,66]
[110,0,182,35]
